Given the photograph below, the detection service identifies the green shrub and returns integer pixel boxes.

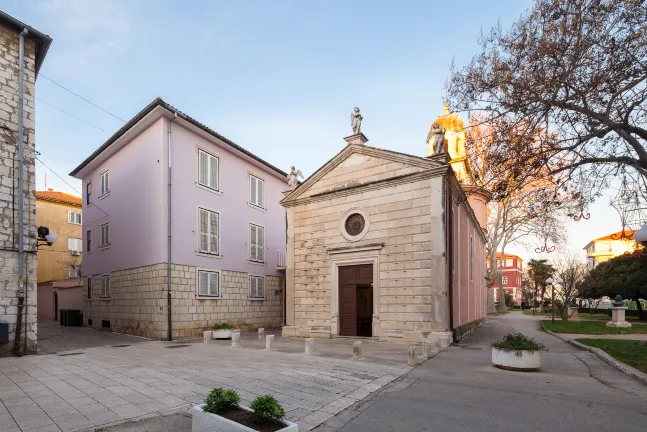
[491,333,546,357]
[212,322,236,330]
[203,388,240,414]
[250,395,285,424]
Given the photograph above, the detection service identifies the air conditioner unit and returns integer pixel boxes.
[71,250,81,256]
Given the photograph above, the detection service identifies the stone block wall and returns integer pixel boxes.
[0,23,38,356]
[84,263,283,340]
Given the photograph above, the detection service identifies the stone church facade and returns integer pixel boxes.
[281,110,489,346]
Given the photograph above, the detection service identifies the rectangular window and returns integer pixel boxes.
[87,277,92,299]
[249,175,264,209]
[86,230,91,252]
[505,259,513,268]
[101,223,110,247]
[198,149,219,191]
[68,211,82,224]
[197,270,220,297]
[68,238,82,252]
[100,171,110,195]
[517,260,522,269]
[502,276,508,284]
[101,274,110,297]
[86,182,91,205]
[198,208,220,255]
[68,265,78,278]
[249,223,265,263]
[249,275,265,299]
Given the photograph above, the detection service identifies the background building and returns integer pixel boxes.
[488,253,523,306]
[70,98,287,340]
[35,189,84,322]
[0,12,51,356]
[583,230,636,269]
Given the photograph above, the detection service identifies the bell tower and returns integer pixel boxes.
[427,101,470,183]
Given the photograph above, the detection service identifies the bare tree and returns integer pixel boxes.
[449,0,647,207]
[553,254,588,320]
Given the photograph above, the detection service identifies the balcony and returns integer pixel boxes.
[277,249,286,270]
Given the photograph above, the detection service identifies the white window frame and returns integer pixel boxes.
[502,276,508,285]
[196,268,221,299]
[197,207,221,256]
[86,182,92,206]
[68,265,79,278]
[248,174,265,209]
[248,274,265,300]
[100,274,110,298]
[248,223,265,263]
[100,171,110,196]
[86,230,91,253]
[197,149,220,192]
[505,258,513,268]
[68,210,82,225]
[87,276,92,299]
[100,223,110,248]
[68,238,82,252]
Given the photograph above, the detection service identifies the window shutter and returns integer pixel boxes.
[209,272,219,296]
[198,271,209,296]
[209,212,219,255]
[250,224,257,261]
[210,156,218,190]
[250,176,257,206]
[105,173,109,193]
[199,209,209,252]
[257,277,264,298]
[249,275,256,297]
[257,226,265,262]
[257,179,264,208]
[199,151,208,186]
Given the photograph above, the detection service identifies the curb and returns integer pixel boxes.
[540,321,647,387]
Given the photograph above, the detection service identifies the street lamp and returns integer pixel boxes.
[635,224,647,247]
[546,277,555,324]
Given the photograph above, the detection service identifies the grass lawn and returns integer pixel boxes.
[523,309,552,317]
[576,339,647,373]
[577,312,640,321]
[541,320,647,334]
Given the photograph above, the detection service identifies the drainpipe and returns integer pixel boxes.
[12,28,28,356]
[167,112,177,341]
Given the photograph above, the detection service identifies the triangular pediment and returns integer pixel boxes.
[282,144,446,204]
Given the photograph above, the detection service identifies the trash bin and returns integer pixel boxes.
[68,310,83,327]
[0,321,8,342]
[59,309,68,326]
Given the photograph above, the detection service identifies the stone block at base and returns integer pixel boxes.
[606,321,632,328]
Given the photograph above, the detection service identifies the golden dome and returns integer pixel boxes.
[430,100,465,132]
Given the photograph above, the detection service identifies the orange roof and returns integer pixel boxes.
[486,252,523,262]
[36,190,82,206]
[591,230,635,242]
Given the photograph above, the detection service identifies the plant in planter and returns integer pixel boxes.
[192,388,298,432]
[491,333,546,371]
[211,322,237,340]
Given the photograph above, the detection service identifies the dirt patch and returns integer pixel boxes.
[218,407,286,432]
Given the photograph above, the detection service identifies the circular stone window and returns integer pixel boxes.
[340,208,370,242]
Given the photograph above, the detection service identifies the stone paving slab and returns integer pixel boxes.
[0,337,410,431]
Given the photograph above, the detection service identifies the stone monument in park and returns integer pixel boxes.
[606,295,632,328]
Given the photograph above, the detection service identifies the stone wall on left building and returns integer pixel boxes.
[0,23,38,356]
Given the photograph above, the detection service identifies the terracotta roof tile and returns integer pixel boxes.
[36,191,82,206]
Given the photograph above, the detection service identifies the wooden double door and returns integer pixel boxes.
[339,264,373,337]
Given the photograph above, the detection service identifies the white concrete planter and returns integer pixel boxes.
[192,404,298,432]
[212,329,233,340]
[492,347,541,371]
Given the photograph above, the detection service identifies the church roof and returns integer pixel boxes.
[430,100,465,132]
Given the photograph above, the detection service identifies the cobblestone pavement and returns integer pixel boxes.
[1,333,410,432]
[37,321,150,355]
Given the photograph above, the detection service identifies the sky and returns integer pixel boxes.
[3,0,627,264]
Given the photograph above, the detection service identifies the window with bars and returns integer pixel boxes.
[68,265,79,278]
[87,277,92,299]
[86,230,91,252]
[198,208,220,255]
[68,238,82,252]
[100,171,110,196]
[100,223,110,247]
[198,149,219,191]
[101,274,110,297]
[249,275,265,299]
[197,270,220,297]
[249,223,265,263]
[249,175,264,209]
[68,211,82,224]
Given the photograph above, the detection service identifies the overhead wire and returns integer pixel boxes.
[36,97,106,131]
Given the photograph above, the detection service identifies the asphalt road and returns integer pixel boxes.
[315,312,647,432]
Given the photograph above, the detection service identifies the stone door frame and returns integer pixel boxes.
[329,245,382,338]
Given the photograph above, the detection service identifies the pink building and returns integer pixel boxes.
[70,98,287,340]
[488,253,523,305]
